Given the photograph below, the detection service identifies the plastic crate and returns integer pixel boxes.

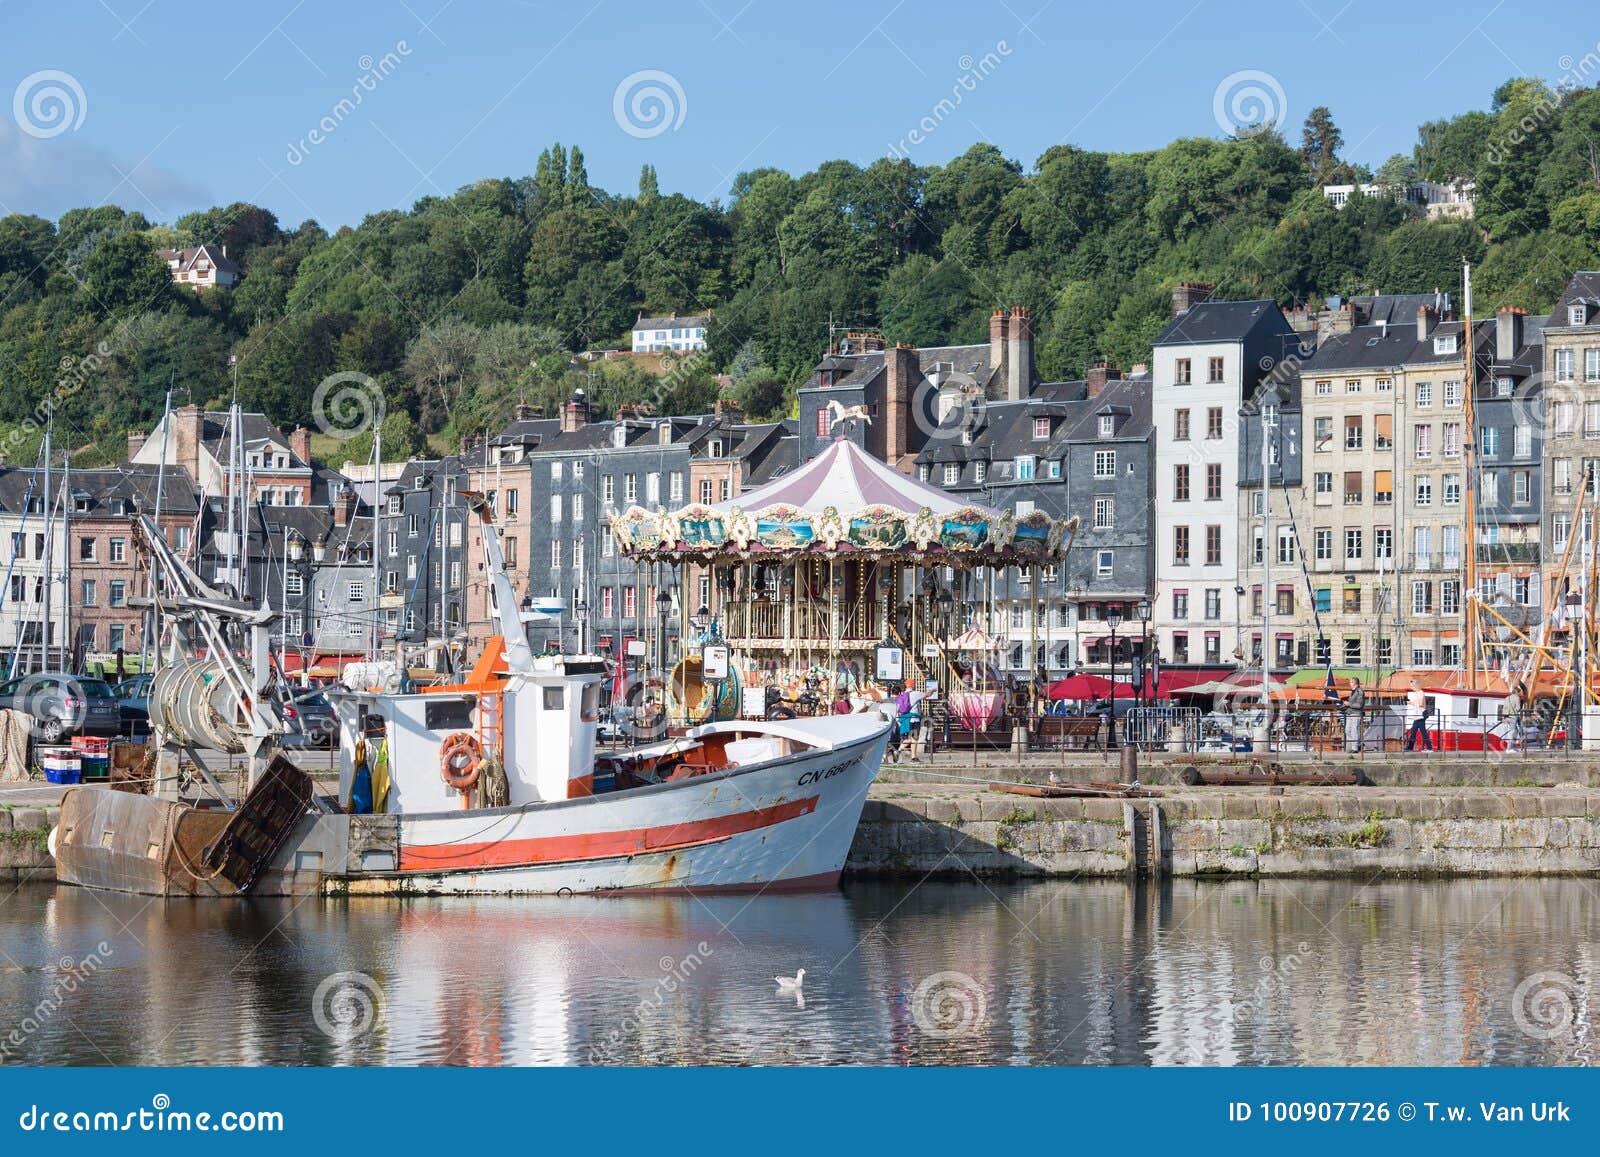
[44,764,82,785]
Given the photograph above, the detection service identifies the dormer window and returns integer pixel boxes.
[415,476,427,490]
[942,464,959,485]
[1097,415,1114,438]
[1571,304,1589,326]
[386,495,401,515]
[612,427,627,448]
[1032,417,1050,440]
[975,461,987,483]
[111,498,127,516]
[658,424,670,445]
[960,427,973,447]
[1433,333,1458,355]
[708,439,724,458]
[1496,377,1514,398]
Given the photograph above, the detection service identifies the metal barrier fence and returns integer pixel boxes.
[1122,706,1203,753]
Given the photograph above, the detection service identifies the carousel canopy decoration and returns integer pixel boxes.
[611,437,1075,565]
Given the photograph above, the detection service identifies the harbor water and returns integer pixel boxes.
[0,879,1592,1066]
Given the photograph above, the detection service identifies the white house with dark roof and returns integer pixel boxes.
[156,244,240,289]
[631,312,708,353]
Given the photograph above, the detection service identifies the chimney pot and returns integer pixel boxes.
[1171,281,1214,319]
[1416,305,1439,342]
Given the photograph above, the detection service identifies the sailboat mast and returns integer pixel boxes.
[1462,259,1478,685]
[40,414,51,674]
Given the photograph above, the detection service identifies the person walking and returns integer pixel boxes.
[1404,681,1433,751]
[1346,679,1366,753]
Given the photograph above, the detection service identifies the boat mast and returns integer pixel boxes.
[40,412,51,674]
[1462,259,1478,685]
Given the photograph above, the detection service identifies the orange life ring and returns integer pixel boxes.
[439,732,483,790]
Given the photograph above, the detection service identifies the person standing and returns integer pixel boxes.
[1404,681,1432,751]
[1346,679,1366,753]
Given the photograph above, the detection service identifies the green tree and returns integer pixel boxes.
[81,231,170,318]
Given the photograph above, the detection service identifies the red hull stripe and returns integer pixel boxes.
[398,796,820,871]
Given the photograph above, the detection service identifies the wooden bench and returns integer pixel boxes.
[1033,716,1106,751]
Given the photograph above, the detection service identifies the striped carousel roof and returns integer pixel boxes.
[713,436,991,520]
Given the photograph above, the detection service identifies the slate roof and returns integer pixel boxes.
[1153,300,1287,346]
[633,313,709,331]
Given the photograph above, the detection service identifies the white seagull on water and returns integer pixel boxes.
[774,968,805,990]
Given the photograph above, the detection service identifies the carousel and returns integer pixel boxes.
[608,433,1078,729]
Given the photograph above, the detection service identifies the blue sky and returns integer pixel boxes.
[0,0,1589,229]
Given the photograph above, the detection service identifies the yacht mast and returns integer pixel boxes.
[1462,259,1478,685]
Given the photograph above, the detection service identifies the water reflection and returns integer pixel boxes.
[0,879,1594,1066]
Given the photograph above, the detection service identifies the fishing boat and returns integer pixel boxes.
[48,491,890,898]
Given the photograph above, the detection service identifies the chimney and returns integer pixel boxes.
[1171,281,1213,318]
[1496,306,1525,362]
[333,486,355,528]
[884,343,919,468]
[1085,359,1119,399]
[561,390,591,434]
[1006,306,1034,401]
[174,404,204,474]
[1416,305,1438,342]
[289,425,311,465]
[1322,302,1355,335]
[614,402,657,421]
[514,400,537,421]
[712,397,743,426]
[988,309,1008,371]
[127,431,148,460]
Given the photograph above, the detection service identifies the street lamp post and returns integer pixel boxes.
[574,597,589,654]
[1135,596,1152,707]
[935,588,954,750]
[1105,602,1125,748]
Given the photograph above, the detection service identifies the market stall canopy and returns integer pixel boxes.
[610,436,1076,564]
[1044,673,1136,700]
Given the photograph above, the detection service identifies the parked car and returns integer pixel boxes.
[0,674,122,742]
[111,673,153,735]
[280,690,338,749]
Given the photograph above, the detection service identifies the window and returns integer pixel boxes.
[1375,413,1393,449]
[1314,472,1333,501]
[1204,525,1221,566]
[1172,591,1189,620]
[974,461,987,483]
[1204,588,1220,620]
[646,472,660,503]
[1587,402,1600,438]
[1375,527,1393,561]
[551,494,562,522]
[699,479,713,504]
[1514,424,1532,458]
[1588,348,1600,383]
[1344,637,1362,666]
[1175,358,1191,384]
[1205,462,1222,500]
[1443,379,1462,407]
[1414,424,1431,459]
[815,409,830,437]
[80,580,95,606]
[1344,528,1362,562]
[573,494,585,521]
[1556,348,1576,382]
[1412,580,1433,614]
[602,475,615,504]
[1206,407,1223,439]
[1093,497,1114,529]
[1416,381,1433,408]
[1313,416,1332,451]
[1097,415,1114,438]
[1173,464,1190,501]
[1276,526,1295,565]
[1442,474,1460,505]
[1093,450,1115,478]
[1096,550,1114,577]
[1482,472,1499,504]
[602,526,615,557]
[1480,427,1499,457]
[623,475,637,502]
[78,537,95,562]
[1314,379,1332,397]
[1033,417,1050,440]
[1314,528,1332,561]
[1276,585,1295,615]
[669,472,682,502]
[1555,457,1573,494]
[1374,469,1393,504]
[1433,333,1458,355]
[1442,422,1462,458]
[1346,378,1361,395]
[1173,525,1189,565]
[108,580,126,608]
[1344,471,1362,505]
[550,541,561,568]
[109,538,126,563]
[1554,401,1575,435]
[1174,409,1190,440]
[1514,470,1530,504]
[1441,580,1460,615]
[108,624,124,652]
[1207,356,1224,383]
[347,581,364,603]
[1015,456,1036,481]
[943,464,959,486]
